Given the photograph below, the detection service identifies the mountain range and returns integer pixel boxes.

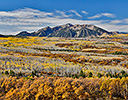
[0,23,127,38]
[16,23,113,38]
[0,34,6,37]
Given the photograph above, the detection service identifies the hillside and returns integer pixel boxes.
[16,23,112,37]
[0,34,6,37]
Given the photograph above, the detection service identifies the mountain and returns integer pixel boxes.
[17,31,32,36]
[16,23,113,38]
[0,34,6,37]
[111,31,128,34]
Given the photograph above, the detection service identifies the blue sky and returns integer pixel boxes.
[0,0,128,35]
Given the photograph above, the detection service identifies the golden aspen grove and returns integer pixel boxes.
[0,34,128,100]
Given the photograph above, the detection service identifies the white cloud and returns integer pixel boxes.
[88,13,115,19]
[88,14,102,19]
[0,8,127,35]
[97,24,128,32]
[109,20,122,24]
[69,10,82,17]
[109,19,128,24]
[81,11,88,15]
[0,8,53,19]
[55,10,72,18]
[102,13,115,18]
[123,19,128,23]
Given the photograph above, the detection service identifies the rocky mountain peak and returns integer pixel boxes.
[43,26,51,30]
[65,23,73,27]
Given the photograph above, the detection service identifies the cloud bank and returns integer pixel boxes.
[0,8,127,35]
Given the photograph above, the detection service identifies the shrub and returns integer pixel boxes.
[121,70,126,75]
[79,70,84,77]
[97,73,102,78]
[74,74,79,78]
[10,70,15,76]
[31,71,35,77]
[108,72,112,78]
[18,71,23,76]
[113,72,118,78]
[122,73,127,78]
[5,70,9,75]
[88,72,93,77]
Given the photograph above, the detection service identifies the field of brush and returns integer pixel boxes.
[0,34,128,99]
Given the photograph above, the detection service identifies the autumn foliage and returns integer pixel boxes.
[0,76,128,100]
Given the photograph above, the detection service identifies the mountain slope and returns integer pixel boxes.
[0,34,6,37]
[16,23,112,38]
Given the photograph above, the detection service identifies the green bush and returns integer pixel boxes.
[18,71,23,76]
[97,73,102,78]
[113,72,118,78]
[10,70,15,76]
[121,70,126,75]
[114,51,127,55]
[74,74,79,78]
[5,70,9,75]
[79,70,84,77]
[122,73,127,78]
[88,72,93,77]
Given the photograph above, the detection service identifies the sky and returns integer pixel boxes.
[0,0,128,35]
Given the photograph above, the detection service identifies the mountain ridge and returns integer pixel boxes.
[0,34,6,37]
[6,23,128,38]
[16,23,112,37]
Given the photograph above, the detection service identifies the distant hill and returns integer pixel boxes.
[0,34,6,37]
[111,31,128,34]
[16,23,117,38]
